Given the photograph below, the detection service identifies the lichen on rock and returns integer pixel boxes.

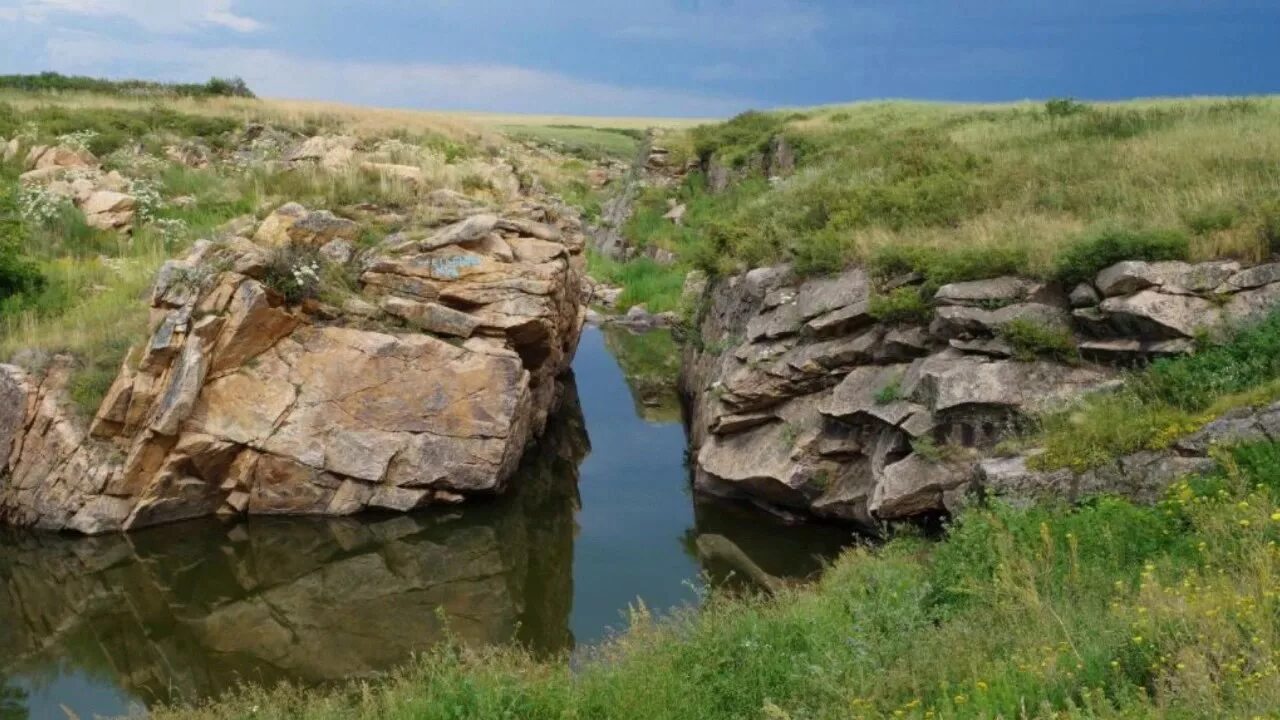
[0,198,587,534]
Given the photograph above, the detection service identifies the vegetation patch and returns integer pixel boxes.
[1050,227,1190,286]
[999,319,1079,363]
[868,287,932,325]
[1034,309,1280,472]
[0,72,255,98]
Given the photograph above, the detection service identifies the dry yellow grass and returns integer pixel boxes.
[0,91,710,143]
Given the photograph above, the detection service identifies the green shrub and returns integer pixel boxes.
[868,286,931,324]
[1044,97,1090,117]
[0,185,43,305]
[1183,203,1238,235]
[874,374,903,405]
[0,72,254,98]
[1257,199,1280,256]
[1050,227,1189,286]
[689,110,788,165]
[869,243,1029,291]
[999,318,1079,363]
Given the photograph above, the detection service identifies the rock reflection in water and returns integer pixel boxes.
[0,384,587,710]
[688,496,857,593]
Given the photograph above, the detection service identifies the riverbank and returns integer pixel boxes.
[155,437,1280,719]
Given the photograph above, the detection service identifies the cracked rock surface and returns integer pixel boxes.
[0,198,586,534]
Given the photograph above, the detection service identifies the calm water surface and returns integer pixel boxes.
[0,326,856,719]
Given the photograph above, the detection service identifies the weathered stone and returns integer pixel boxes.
[420,214,500,251]
[794,267,870,320]
[930,303,1070,340]
[81,190,137,231]
[1096,260,1240,297]
[1095,261,1190,297]
[67,496,134,535]
[253,202,308,247]
[805,300,873,338]
[871,454,971,519]
[0,365,33,467]
[289,211,359,248]
[975,455,1074,507]
[210,280,299,374]
[1078,338,1195,363]
[380,297,480,337]
[1098,290,1219,339]
[1225,283,1280,326]
[319,238,354,264]
[1219,263,1280,292]
[1069,283,1100,308]
[1175,410,1268,454]
[934,276,1045,307]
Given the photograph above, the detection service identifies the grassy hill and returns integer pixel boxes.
[0,88,639,413]
[600,97,1280,312]
[7,88,1280,718]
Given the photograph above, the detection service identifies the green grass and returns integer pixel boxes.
[620,98,1280,285]
[1000,318,1080,363]
[587,251,687,313]
[1034,310,1280,472]
[502,124,641,161]
[156,439,1280,719]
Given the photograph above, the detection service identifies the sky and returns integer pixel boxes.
[0,1,1277,117]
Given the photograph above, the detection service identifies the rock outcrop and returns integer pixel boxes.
[682,259,1280,527]
[1,199,586,534]
[0,391,586,704]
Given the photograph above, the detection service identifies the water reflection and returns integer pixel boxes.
[0,386,586,712]
[0,327,858,718]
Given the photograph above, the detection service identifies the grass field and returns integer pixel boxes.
[601,96,1280,316]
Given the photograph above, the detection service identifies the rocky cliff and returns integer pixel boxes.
[0,196,586,534]
[0,389,586,704]
[682,258,1280,527]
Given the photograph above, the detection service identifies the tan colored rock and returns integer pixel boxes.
[361,162,424,184]
[25,144,97,172]
[253,202,308,247]
[1,197,585,534]
[209,280,299,374]
[81,190,137,231]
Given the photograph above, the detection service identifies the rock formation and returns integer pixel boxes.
[682,259,1280,527]
[0,390,585,705]
[0,198,586,534]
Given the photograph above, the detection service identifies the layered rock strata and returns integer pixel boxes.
[682,259,1280,527]
[0,201,586,533]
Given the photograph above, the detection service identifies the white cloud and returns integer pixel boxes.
[10,0,262,33]
[39,32,750,116]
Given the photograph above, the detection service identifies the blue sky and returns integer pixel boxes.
[0,1,1276,117]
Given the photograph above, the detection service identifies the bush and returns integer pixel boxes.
[1050,228,1189,286]
[999,318,1079,363]
[1183,203,1238,235]
[868,286,931,324]
[0,185,43,306]
[689,110,789,165]
[0,72,255,98]
[869,243,1029,291]
[1044,97,1090,117]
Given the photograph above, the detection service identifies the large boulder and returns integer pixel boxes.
[0,200,588,534]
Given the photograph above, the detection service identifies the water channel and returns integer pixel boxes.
[0,326,856,719]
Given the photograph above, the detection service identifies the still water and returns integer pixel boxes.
[0,326,855,719]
